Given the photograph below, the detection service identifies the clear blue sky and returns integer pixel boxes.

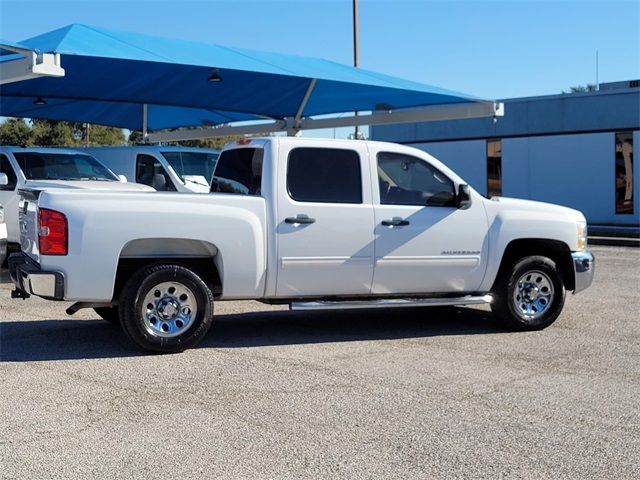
[1,0,638,100]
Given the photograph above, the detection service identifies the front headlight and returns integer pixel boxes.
[577,221,587,251]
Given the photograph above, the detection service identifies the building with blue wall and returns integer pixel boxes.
[371,81,640,229]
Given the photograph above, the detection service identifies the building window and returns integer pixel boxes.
[615,132,634,214]
[487,139,502,197]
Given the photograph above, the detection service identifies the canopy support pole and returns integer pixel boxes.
[142,104,148,142]
[287,78,317,136]
[147,101,504,143]
[0,45,65,85]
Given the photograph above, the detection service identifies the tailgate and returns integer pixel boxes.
[18,189,41,263]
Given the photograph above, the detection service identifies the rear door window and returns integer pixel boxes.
[287,147,362,204]
[0,154,18,190]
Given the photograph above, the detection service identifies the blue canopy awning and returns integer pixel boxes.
[0,24,484,132]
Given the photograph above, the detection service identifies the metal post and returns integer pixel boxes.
[595,50,599,91]
[353,0,360,139]
[142,103,148,142]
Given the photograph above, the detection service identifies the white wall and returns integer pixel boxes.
[410,132,639,226]
[412,140,487,196]
[504,132,639,226]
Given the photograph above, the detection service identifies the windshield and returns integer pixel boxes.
[161,151,219,187]
[14,152,119,181]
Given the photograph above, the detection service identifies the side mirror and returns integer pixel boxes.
[118,174,128,183]
[0,173,7,187]
[457,184,472,209]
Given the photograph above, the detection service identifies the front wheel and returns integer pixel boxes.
[491,255,565,331]
[119,264,214,353]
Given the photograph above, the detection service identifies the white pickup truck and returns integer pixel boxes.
[10,137,594,353]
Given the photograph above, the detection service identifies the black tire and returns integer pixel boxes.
[94,306,120,325]
[119,264,214,353]
[491,255,565,331]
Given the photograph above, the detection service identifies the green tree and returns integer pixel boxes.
[0,118,33,146]
[128,129,247,149]
[172,135,245,150]
[128,130,143,144]
[563,84,598,94]
[0,118,126,147]
[83,124,126,145]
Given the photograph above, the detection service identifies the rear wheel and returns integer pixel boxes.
[94,306,120,325]
[491,255,565,331]
[119,264,214,353]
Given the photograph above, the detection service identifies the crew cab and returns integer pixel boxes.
[82,146,220,193]
[10,137,594,353]
[0,147,154,247]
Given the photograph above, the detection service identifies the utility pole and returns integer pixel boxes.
[595,50,599,91]
[353,0,360,139]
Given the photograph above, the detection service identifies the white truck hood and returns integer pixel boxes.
[488,196,586,223]
[23,180,155,192]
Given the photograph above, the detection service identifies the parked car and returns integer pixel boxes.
[0,146,155,247]
[82,146,220,193]
[0,174,7,267]
[10,137,594,353]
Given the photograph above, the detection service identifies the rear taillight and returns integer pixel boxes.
[38,208,68,255]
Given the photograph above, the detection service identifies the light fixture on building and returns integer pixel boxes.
[207,69,223,82]
[33,97,47,105]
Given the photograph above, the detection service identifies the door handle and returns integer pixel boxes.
[381,217,410,227]
[285,214,316,225]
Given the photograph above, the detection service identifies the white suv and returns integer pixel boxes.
[0,173,7,266]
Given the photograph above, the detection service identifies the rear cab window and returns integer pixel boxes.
[286,147,362,204]
[212,147,264,196]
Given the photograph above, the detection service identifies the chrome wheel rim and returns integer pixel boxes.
[141,282,197,338]
[512,270,554,320]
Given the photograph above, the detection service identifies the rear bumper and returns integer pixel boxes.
[9,252,65,300]
[572,250,595,294]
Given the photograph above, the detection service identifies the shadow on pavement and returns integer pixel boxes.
[1,306,507,362]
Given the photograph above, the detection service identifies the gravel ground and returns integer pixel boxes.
[1,245,639,479]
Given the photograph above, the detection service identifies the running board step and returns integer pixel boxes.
[290,294,493,311]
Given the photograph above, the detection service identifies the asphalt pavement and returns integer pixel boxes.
[1,245,638,479]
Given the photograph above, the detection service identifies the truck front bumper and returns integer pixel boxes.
[9,252,65,300]
[572,250,594,294]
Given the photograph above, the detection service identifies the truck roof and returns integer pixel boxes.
[78,145,220,154]
[0,146,99,155]
[222,136,421,151]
